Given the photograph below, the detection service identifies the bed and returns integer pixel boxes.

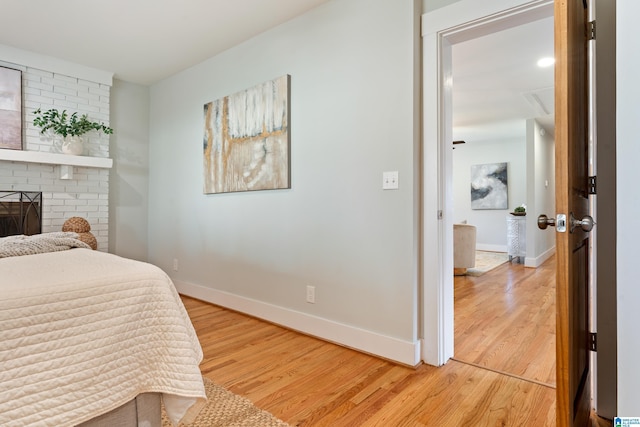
[0,234,206,426]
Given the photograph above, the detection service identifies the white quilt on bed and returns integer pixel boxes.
[0,249,206,427]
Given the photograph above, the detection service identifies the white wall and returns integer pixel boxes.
[617,0,640,415]
[147,0,421,364]
[525,119,555,266]
[109,79,150,261]
[451,119,554,262]
[423,0,463,13]
[452,127,526,251]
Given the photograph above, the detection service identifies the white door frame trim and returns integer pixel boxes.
[420,0,553,366]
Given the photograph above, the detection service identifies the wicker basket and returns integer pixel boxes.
[62,217,97,250]
[77,232,98,250]
[62,216,91,233]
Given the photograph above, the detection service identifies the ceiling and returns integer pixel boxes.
[0,2,553,138]
[0,0,332,85]
[452,16,555,142]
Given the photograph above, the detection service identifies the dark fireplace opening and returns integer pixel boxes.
[0,192,42,237]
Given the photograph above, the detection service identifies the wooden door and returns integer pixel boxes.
[554,0,592,426]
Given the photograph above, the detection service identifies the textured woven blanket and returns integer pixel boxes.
[0,232,90,258]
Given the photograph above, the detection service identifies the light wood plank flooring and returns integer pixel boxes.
[454,255,556,387]
[180,255,611,426]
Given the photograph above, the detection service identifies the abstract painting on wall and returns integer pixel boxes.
[470,162,508,210]
[0,66,22,150]
[203,75,291,194]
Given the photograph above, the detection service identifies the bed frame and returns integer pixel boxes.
[76,394,161,427]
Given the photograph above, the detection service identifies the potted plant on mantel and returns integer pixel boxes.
[32,108,113,156]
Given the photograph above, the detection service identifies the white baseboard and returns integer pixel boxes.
[174,280,421,367]
[476,244,507,252]
[524,246,556,268]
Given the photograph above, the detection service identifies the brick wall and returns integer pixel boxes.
[0,61,112,250]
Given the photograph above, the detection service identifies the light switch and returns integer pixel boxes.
[383,171,399,190]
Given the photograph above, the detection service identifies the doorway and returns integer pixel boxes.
[449,12,556,387]
[421,0,618,421]
[421,0,554,367]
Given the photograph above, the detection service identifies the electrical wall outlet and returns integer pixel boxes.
[173,258,179,271]
[383,171,399,190]
[306,285,315,304]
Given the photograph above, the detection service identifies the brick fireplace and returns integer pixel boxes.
[0,57,112,250]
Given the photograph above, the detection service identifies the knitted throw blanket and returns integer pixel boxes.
[0,232,91,258]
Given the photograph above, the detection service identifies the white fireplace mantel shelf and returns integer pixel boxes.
[0,149,112,179]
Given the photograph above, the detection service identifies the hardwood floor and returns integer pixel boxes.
[182,296,555,426]
[180,254,612,426]
[454,256,556,386]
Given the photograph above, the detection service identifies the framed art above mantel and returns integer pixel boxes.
[0,66,22,150]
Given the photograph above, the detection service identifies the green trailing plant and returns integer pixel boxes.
[33,108,113,138]
[514,206,526,213]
